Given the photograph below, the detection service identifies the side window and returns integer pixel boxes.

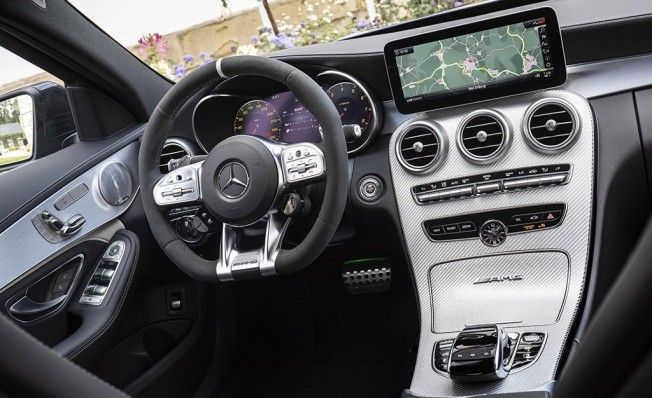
[0,46,71,168]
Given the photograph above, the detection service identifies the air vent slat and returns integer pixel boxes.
[464,121,499,129]
[160,141,190,173]
[458,113,507,163]
[397,123,443,172]
[535,133,572,141]
[526,101,577,151]
[403,154,437,162]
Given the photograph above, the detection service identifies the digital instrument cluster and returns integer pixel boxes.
[192,70,382,155]
[232,72,380,151]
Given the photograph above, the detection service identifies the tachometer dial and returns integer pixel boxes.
[234,100,282,141]
[325,82,374,139]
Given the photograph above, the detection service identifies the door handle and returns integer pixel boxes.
[9,295,66,321]
[41,211,85,238]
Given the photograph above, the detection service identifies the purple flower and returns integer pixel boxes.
[174,64,186,79]
[182,54,193,63]
[270,32,295,49]
[259,26,273,34]
[454,0,465,6]
[356,19,369,30]
[251,35,259,44]
[200,53,214,65]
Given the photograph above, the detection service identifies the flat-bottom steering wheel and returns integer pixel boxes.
[138,56,348,281]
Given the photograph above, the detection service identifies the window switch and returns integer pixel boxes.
[93,268,115,284]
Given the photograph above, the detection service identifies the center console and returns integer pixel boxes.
[384,7,593,397]
[389,87,593,396]
[388,87,593,396]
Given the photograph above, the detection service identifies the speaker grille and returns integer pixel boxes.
[99,163,133,206]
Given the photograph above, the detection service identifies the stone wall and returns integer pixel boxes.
[147,0,363,62]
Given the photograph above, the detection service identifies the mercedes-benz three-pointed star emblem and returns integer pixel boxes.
[217,162,250,199]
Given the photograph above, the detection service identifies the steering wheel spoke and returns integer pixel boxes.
[153,162,203,207]
[216,211,290,281]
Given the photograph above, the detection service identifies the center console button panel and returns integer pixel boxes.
[412,164,571,205]
[423,203,566,242]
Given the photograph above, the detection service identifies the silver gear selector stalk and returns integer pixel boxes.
[448,324,513,382]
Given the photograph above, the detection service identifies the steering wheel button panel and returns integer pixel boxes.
[282,144,325,183]
[154,163,201,206]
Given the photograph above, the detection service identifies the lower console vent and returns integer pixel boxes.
[458,111,509,163]
[525,99,579,152]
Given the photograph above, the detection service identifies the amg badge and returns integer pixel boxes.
[473,274,524,285]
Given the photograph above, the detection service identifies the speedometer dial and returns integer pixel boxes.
[234,100,282,141]
[325,82,374,136]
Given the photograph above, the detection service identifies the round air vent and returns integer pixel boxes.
[457,111,510,164]
[524,99,579,153]
[396,121,447,173]
[160,139,192,173]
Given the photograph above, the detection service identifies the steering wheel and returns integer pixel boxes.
[138,56,348,282]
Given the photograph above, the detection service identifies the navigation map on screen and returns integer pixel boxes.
[394,18,552,101]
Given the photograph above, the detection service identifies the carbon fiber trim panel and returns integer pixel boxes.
[388,90,594,396]
[430,251,569,333]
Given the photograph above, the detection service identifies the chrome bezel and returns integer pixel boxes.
[161,137,197,173]
[456,109,512,165]
[317,70,383,155]
[395,120,448,174]
[522,98,581,154]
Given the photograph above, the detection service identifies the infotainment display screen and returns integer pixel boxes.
[384,8,566,114]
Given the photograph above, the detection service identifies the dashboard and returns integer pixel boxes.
[167,3,652,398]
[1,1,652,397]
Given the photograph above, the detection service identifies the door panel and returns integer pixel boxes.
[0,141,139,289]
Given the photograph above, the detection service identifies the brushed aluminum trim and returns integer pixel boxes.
[0,143,139,291]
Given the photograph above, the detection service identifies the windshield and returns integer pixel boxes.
[68,0,486,81]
